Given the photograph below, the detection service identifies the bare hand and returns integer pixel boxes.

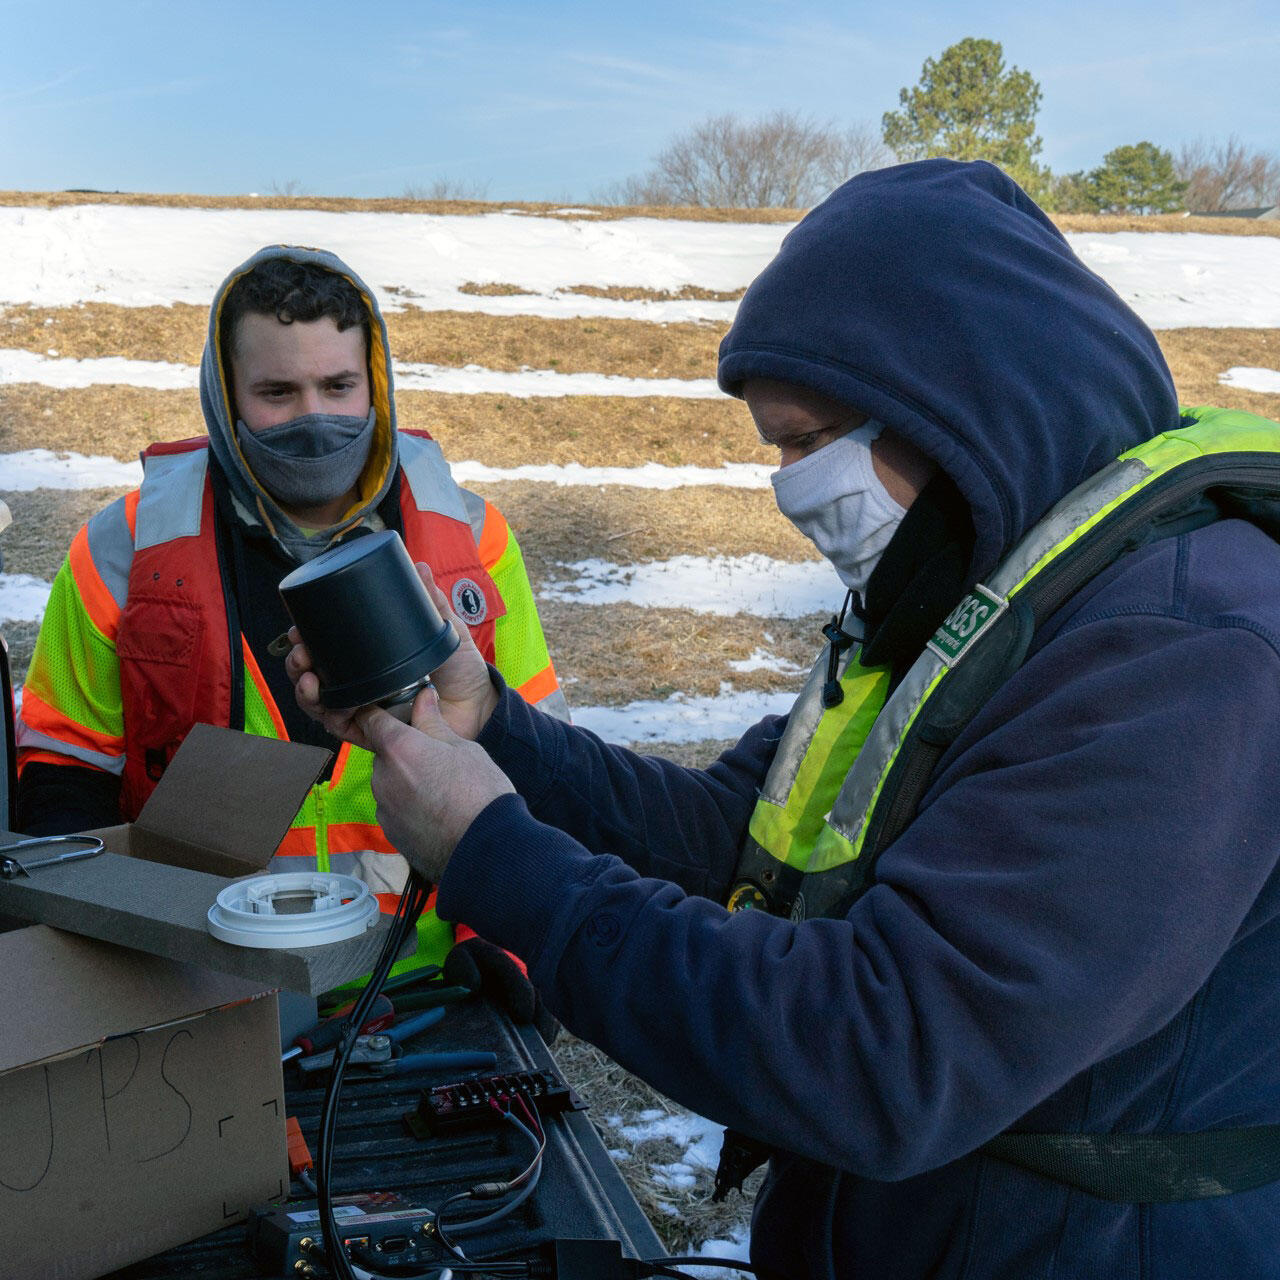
[356,685,515,883]
[286,562,498,745]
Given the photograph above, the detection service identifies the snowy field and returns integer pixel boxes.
[0,206,1279,327]
[1,203,1278,1272]
[2,205,1279,744]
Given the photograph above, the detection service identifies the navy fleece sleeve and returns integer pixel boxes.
[475,669,783,898]
[440,611,1280,1180]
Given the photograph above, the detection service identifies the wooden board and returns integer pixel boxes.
[0,837,398,995]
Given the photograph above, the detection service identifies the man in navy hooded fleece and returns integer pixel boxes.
[291,161,1280,1278]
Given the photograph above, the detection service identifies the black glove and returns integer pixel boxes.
[443,936,560,1044]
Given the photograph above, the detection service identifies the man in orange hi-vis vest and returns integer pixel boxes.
[16,245,566,987]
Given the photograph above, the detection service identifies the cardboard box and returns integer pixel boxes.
[90,721,333,879]
[0,924,286,1280]
[0,723,397,994]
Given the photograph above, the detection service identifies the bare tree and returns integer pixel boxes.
[605,111,888,209]
[1177,137,1280,211]
[820,122,893,191]
[401,176,491,201]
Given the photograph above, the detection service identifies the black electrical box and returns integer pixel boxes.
[104,999,665,1277]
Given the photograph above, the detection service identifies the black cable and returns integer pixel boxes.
[820,589,857,707]
[318,870,431,1280]
[348,1108,540,1279]
[640,1258,758,1278]
[431,1189,477,1267]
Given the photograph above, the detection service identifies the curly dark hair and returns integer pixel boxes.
[220,256,371,360]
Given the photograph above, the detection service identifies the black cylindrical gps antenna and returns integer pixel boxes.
[279,530,459,715]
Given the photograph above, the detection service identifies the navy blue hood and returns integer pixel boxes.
[717,159,1182,583]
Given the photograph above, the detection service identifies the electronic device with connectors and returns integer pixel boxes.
[406,1068,585,1139]
[248,1191,445,1274]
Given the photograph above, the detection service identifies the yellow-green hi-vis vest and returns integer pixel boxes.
[730,407,1280,923]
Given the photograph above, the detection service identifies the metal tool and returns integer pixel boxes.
[0,834,105,880]
[296,1005,450,1073]
[358,1048,498,1077]
[281,994,396,1063]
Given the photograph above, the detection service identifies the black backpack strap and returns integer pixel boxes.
[981,1127,1280,1202]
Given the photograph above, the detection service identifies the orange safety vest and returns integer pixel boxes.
[118,432,503,823]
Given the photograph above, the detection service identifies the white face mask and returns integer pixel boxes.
[770,420,907,600]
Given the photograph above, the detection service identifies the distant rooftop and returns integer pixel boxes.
[1188,206,1279,221]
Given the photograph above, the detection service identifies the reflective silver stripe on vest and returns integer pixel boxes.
[460,487,488,545]
[84,494,136,609]
[753,642,861,807]
[399,434,470,525]
[535,687,572,723]
[13,721,126,775]
[134,450,208,551]
[824,454,1153,844]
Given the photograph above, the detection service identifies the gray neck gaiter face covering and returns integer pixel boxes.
[235,408,376,511]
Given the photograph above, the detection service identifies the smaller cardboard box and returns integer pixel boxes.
[91,721,332,878]
[0,724,395,996]
[0,925,286,1280]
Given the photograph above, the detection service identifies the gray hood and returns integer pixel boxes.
[199,244,399,562]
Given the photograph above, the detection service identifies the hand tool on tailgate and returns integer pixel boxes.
[297,1005,499,1076]
[0,834,104,879]
[281,993,395,1063]
[316,963,462,1017]
[296,1004,448,1072]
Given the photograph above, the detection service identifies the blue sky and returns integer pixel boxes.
[2,0,1277,201]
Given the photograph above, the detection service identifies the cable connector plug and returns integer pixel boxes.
[530,1239,641,1280]
[468,1180,514,1200]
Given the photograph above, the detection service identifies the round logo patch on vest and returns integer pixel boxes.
[727,883,768,913]
[451,577,488,626]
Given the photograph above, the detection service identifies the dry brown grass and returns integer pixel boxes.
[462,282,746,302]
[0,189,800,223]
[5,337,1277,474]
[0,485,826,705]
[0,303,729,380]
[458,282,536,297]
[537,601,818,709]
[8,304,1280,423]
[565,284,747,302]
[552,1034,762,1255]
[0,385,765,468]
[471,480,809,572]
[1053,212,1280,237]
[388,310,725,376]
[1,303,209,364]
[1,489,124,582]
[0,385,204,459]
[1156,329,1280,416]
[3,189,1277,236]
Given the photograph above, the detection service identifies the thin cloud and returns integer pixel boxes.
[1041,30,1280,81]
[14,76,208,113]
[0,68,85,106]
[564,52,685,84]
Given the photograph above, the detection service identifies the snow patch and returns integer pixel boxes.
[1066,231,1280,328]
[0,450,772,493]
[0,348,197,390]
[0,348,723,400]
[540,554,843,618]
[1,449,143,490]
[0,573,52,622]
[571,686,795,746]
[728,647,806,675]
[614,1109,726,1172]
[0,205,782,322]
[1219,366,1280,394]
[392,361,724,398]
